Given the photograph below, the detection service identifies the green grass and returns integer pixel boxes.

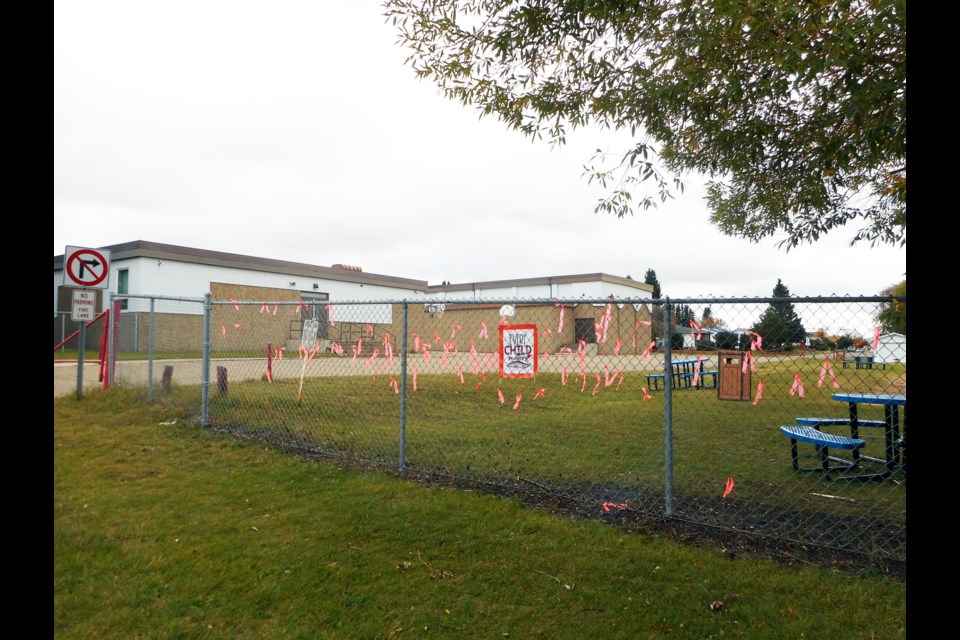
[195,364,906,520]
[55,389,906,639]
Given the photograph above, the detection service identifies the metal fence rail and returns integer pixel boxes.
[80,293,907,563]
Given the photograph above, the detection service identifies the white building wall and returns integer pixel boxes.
[422,282,653,303]
[56,251,652,319]
[56,258,426,316]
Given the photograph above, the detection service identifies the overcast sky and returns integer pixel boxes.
[54,0,906,300]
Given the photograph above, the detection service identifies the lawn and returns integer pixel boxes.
[195,363,907,520]
[55,388,906,639]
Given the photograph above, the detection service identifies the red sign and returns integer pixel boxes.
[499,324,539,378]
[64,247,111,289]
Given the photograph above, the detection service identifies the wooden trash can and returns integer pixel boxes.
[717,350,751,401]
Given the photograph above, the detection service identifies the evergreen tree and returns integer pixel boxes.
[643,268,666,344]
[643,269,662,300]
[751,279,807,348]
[675,304,695,326]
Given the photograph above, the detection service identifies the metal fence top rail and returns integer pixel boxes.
[114,293,207,304]
[195,295,903,306]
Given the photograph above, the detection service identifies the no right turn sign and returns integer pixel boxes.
[64,246,111,289]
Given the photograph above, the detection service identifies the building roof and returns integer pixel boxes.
[53,240,653,294]
[54,240,428,289]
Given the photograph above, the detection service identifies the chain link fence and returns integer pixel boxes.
[77,293,907,564]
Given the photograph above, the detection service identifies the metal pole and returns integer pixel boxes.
[75,320,85,400]
[147,297,155,401]
[399,302,408,471]
[662,298,675,517]
[201,293,212,426]
[107,293,116,389]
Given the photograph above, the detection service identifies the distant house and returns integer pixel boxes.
[675,326,724,349]
[874,332,906,365]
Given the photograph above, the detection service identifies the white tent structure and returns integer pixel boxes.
[874,332,906,365]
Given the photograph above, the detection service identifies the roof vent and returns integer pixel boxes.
[332,264,362,272]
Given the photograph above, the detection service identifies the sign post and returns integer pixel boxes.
[70,290,99,399]
[63,246,111,398]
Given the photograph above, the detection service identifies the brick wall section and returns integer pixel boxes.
[210,283,304,353]
[336,301,653,358]
[133,313,204,352]
[58,289,655,357]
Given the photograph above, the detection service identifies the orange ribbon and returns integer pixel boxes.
[789,374,805,398]
[723,477,735,498]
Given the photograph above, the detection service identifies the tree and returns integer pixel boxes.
[835,334,856,350]
[643,267,666,342]
[643,268,661,300]
[750,279,807,348]
[715,330,748,351]
[808,328,836,351]
[700,306,725,329]
[384,0,906,248]
[876,279,906,334]
[675,304,695,326]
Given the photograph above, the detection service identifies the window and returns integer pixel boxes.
[574,317,597,344]
[118,269,129,309]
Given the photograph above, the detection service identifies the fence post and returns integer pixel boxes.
[399,301,408,471]
[75,319,85,399]
[147,297,155,401]
[217,366,228,396]
[201,292,212,426]
[110,297,121,389]
[106,293,115,389]
[662,298,675,518]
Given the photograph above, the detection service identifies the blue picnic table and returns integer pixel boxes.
[831,392,906,478]
[646,357,717,390]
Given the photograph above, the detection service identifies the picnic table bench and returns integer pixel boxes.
[794,417,887,429]
[779,425,868,478]
[699,370,719,388]
[645,359,718,391]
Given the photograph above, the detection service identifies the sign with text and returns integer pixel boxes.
[71,289,97,322]
[301,318,319,349]
[499,324,538,378]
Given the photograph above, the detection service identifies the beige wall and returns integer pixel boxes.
[102,290,654,357]
[210,283,305,353]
